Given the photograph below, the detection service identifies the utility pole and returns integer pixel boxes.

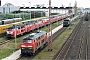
[22,4,25,20]
[74,1,77,15]
[48,0,53,51]
[68,3,71,14]
[29,2,31,20]
[14,14,18,50]
[62,4,64,14]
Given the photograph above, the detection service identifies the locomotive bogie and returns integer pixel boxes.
[21,48,34,55]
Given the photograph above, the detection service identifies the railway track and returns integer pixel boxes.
[53,16,89,60]
[88,19,90,59]
[0,40,10,45]
[78,18,90,59]
[17,27,67,60]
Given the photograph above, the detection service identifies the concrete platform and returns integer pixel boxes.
[2,50,21,60]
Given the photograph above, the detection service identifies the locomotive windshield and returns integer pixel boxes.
[22,40,27,43]
[7,26,15,30]
[63,21,68,24]
[37,20,43,23]
[64,19,69,21]
[27,40,32,43]
[22,39,32,43]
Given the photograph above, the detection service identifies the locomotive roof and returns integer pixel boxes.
[8,24,24,29]
[24,31,46,40]
[37,20,43,23]
[64,18,70,21]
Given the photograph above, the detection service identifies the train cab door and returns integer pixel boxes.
[34,38,38,50]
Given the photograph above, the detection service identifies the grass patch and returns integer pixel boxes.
[0,36,7,41]
[41,22,61,32]
[0,41,15,59]
[33,19,80,60]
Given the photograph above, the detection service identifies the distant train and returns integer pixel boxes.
[20,31,47,55]
[63,18,71,27]
[85,13,89,21]
[0,18,22,25]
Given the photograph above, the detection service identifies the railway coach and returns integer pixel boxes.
[21,20,36,32]
[0,18,22,25]
[20,31,47,55]
[34,19,44,29]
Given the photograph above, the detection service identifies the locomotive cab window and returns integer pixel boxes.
[28,40,32,43]
[22,40,27,43]
[18,27,20,29]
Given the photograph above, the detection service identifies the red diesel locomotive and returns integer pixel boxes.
[7,25,26,38]
[20,31,47,55]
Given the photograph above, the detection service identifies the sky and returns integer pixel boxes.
[1,0,90,8]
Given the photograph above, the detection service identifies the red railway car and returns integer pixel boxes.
[20,31,47,55]
[23,21,36,32]
[7,25,26,38]
[43,18,49,26]
[36,20,44,28]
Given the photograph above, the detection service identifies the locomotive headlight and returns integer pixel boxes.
[21,48,24,49]
[28,46,32,47]
[21,45,26,47]
[7,31,13,34]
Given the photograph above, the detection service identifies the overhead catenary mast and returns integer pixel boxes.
[48,0,53,51]
[74,1,77,15]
